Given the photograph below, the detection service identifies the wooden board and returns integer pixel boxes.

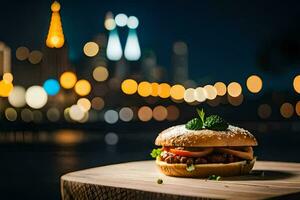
[61,160,300,200]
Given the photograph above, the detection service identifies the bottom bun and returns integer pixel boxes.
[156,157,256,178]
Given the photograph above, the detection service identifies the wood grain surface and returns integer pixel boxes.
[61,160,300,200]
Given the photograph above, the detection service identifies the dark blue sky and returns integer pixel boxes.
[1,0,300,90]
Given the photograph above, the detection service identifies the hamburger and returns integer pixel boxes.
[151,109,258,178]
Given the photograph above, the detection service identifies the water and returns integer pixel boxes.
[0,129,299,200]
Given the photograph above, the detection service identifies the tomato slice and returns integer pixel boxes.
[167,148,213,157]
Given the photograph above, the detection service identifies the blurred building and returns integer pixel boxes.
[141,50,157,81]
[114,58,129,80]
[42,46,71,82]
[42,1,71,82]
[0,41,11,76]
[172,41,188,84]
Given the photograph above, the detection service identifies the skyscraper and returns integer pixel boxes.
[172,41,188,84]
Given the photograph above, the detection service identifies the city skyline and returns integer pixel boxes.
[0,1,300,126]
[0,0,300,87]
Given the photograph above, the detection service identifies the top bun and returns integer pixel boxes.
[155,125,257,147]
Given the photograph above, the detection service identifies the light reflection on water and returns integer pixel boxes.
[0,128,299,200]
[0,130,102,145]
[0,129,156,200]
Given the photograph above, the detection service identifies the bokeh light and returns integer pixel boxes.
[138,81,152,97]
[104,110,119,124]
[138,106,152,121]
[204,85,217,100]
[257,104,272,119]
[127,16,139,29]
[43,79,60,96]
[83,42,99,57]
[8,86,26,108]
[88,110,98,122]
[92,66,109,82]
[60,71,77,89]
[51,3,61,15]
[166,105,180,121]
[280,102,294,118]
[0,80,13,97]
[64,107,72,122]
[184,88,196,103]
[47,107,60,122]
[170,84,185,100]
[194,87,206,102]
[104,14,116,30]
[246,75,263,93]
[153,106,168,121]
[151,83,159,96]
[3,73,13,83]
[32,110,43,123]
[207,98,221,107]
[28,50,43,64]
[78,112,89,123]
[77,98,91,112]
[21,109,33,122]
[69,105,85,121]
[115,13,128,27]
[5,108,17,121]
[296,101,300,116]
[91,97,105,110]
[104,132,119,145]
[121,79,138,95]
[227,94,244,106]
[25,86,48,109]
[74,79,91,96]
[54,130,84,145]
[158,83,171,98]
[119,107,133,122]
[227,82,242,97]
[214,82,227,96]
[16,46,30,61]
[293,75,300,93]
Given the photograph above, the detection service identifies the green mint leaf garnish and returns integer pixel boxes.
[185,109,229,131]
[204,115,228,131]
[197,108,205,124]
[186,164,195,172]
[185,118,203,130]
[208,175,221,181]
[150,148,162,158]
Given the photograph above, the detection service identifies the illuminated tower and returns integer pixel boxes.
[172,41,189,84]
[46,1,65,48]
[124,16,141,61]
[42,1,71,82]
[105,12,123,61]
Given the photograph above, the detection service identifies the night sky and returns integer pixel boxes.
[1,0,300,89]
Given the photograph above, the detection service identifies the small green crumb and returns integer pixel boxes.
[186,164,195,172]
[208,175,221,181]
[157,178,163,184]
